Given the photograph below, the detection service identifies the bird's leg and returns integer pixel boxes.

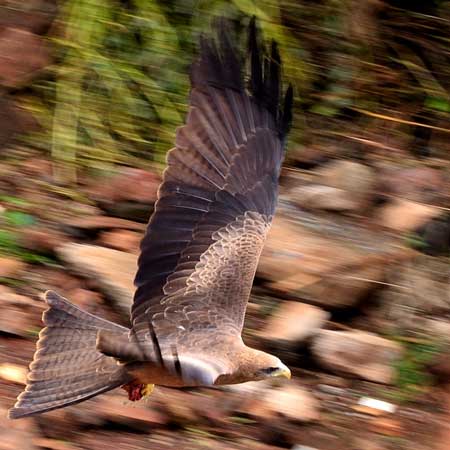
[121,380,154,401]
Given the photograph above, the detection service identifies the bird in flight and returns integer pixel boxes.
[9,17,293,419]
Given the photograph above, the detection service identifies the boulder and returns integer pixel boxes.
[223,380,320,423]
[0,257,25,278]
[263,385,320,422]
[289,185,358,212]
[97,229,142,253]
[0,288,42,336]
[60,215,146,233]
[95,394,167,430]
[0,28,51,88]
[378,254,450,322]
[376,164,447,204]
[316,160,375,213]
[312,330,403,384]
[85,167,159,203]
[376,198,442,232]
[0,0,57,34]
[258,214,412,308]
[56,243,137,312]
[0,363,27,384]
[18,226,68,254]
[0,96,38,148]
[66,288,103,312]
[0,406,38,450]
[257,301,329,347]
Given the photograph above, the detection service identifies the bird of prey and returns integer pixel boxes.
[9,17,293,419]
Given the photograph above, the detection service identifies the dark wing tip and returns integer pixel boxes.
[191,16,293,139]
[281,83,294,136]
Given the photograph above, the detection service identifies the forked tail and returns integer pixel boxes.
[8,291,132,419]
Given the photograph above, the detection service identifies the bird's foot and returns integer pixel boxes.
[121,380,154,401]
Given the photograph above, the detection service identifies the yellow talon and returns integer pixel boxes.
[141,384,155,397]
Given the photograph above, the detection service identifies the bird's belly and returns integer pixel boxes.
[125,361,186,387]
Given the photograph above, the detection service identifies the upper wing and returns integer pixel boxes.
[131,18,292,372]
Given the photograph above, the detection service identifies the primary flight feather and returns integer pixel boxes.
[9,17,293,419]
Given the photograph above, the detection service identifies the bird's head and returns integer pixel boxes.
[254,351,291,381]
[238,347,291,382]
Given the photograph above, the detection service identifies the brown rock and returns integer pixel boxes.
[378,165,446,204]
[0,256,25,278]
[0,289,42,336]
[61,215,146,232]
[67,288,103,311]
[0,363,27,384]
[377,198,442,232]
[0,0,57,34]
[26,267,82,295]
[0,28,51,88]
[259,216,359,297]
[0,406,38,450]
[98,229,141,253]
[317,160,375,213]
[257,301,329,346]
[289,185,358,212]
[369,417,403,437]
[263,385,320,422]
[298,253,393,309]
[86,167,159,204]
[379,254,450,321]
[95,395,167,429]
[224,381,319,424]
[31,439,80,450]
[19,226,68,254]
[312,330,403,384]
[0,96,38,147]
[351,437,388,450]
[424,319,450,345]
[20,157,52,178]
[154,389,199,426]
[56,243,137,313]
[259,215,409,308]
[288,145,329,169]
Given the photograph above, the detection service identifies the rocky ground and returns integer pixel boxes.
[0,2,449,449]
[0,146,449,450]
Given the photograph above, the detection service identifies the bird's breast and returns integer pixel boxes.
[124,361,186,387]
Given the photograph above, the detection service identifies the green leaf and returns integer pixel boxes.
[310,103,339,117]
[425,96,450,112]
[0,196,31,207]
[4,211,36,227]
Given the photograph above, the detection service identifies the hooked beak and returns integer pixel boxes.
[272,363,291,380]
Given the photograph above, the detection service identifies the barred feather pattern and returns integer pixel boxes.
[128,18,293,382]
[8,292,130,419]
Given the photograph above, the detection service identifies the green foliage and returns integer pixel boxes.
[0,209,57,265]
[18,0,450,179]
[404,232,427,251]
[386,336,441,403]
[23,0,310,183]
[0,195,31,208]
[27,0,191,183]
[3,211,36,227]
[0,228,56,265]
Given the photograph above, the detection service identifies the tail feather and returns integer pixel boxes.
[8,291,132,419]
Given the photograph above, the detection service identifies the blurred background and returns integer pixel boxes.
[0,0,449,449]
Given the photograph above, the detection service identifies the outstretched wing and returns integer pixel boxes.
[131,18,292,378]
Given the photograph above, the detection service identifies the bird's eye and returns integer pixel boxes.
[262,367,279,374]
